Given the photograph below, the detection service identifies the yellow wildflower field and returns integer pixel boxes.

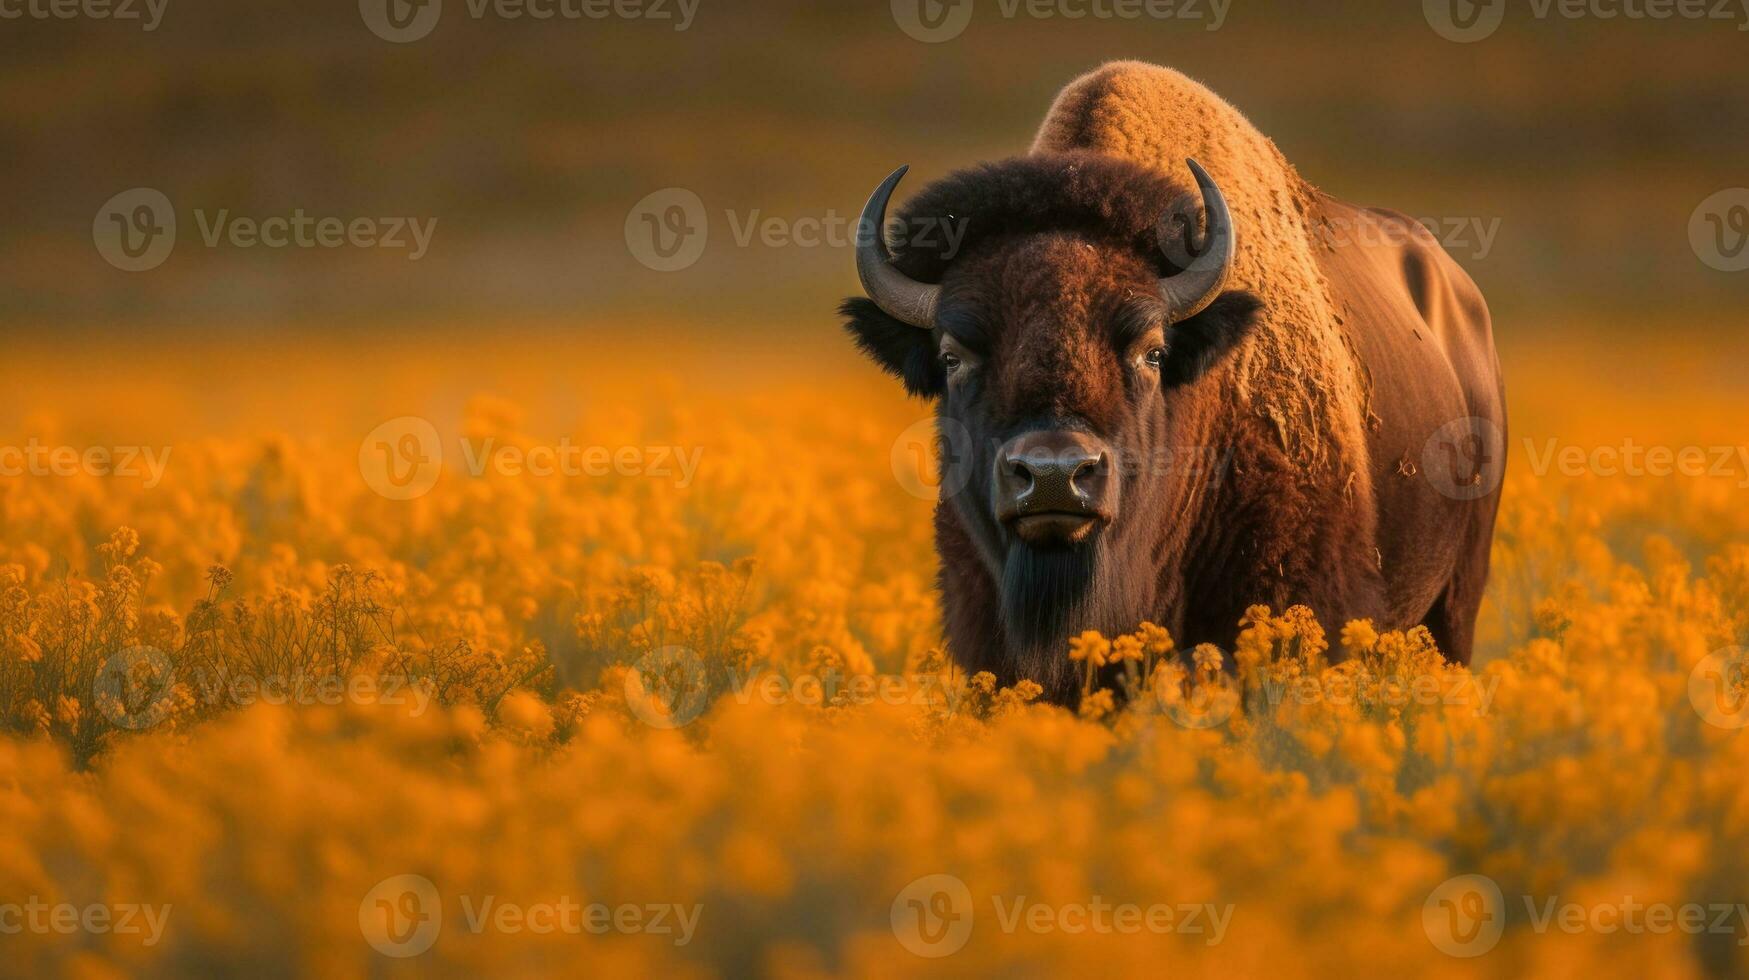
[1,325,1747,978]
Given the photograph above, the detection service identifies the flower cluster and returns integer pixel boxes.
[0,340,1745,976]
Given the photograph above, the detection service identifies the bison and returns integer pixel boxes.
[840,61,1505,703]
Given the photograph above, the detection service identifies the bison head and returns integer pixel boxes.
[840,152,1263,697]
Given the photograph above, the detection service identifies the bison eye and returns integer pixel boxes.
[1144,347,1166,370]
[941,352,962,372]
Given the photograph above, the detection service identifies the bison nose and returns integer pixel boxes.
[995,431,1113,542]
[1006,449,1103,502]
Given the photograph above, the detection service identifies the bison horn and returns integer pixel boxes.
[1158,159,1237,321]
[856,165,941,330]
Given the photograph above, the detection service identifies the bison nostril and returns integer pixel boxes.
[998,438,1112,518]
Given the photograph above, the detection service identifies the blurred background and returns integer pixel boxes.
[2,0,1746,334]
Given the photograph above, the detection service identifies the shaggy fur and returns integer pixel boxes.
[879,151,1202,281]
[841,62,1505,702]
[1033,61,1374,481]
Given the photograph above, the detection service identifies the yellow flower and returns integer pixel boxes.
[1340,619,1379,654]
[1137,621,1175,657]
[1111,634,1144,663]
[1068,630,1111,667]
[1078,688,1115,721]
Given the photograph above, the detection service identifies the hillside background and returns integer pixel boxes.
[1,0,1745,333]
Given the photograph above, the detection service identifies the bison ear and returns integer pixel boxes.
[840,297,944,398]
[1164,290,1263,388]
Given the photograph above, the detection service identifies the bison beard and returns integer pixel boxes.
[1001,539,1120,698]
